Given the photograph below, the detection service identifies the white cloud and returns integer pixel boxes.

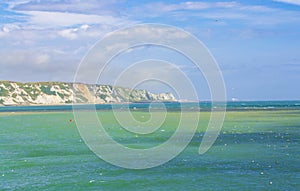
[80,24,90,31]
[0,50,50,67]
[113,25,190,41]
[146,1,275,13]
[2,27,11,33]
[142,1,300,28]
[35,53,50,66]
[8,0,121,15]
[0,24,21,37]
[0,47,80,82]
[17,10,130,28]
[57,24,118,40]
[148,1,240,12]
[5,0,32,9]
[58,28,78,40]
[273,0,300,6]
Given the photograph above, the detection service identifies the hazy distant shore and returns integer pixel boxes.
[0,81,176,106]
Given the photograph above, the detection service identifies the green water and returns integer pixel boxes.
[1,110,299,190]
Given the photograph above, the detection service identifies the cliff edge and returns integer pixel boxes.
[0,81,176,106]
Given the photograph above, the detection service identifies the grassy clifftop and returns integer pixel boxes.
[0,81,176,105]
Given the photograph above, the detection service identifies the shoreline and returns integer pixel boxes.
[1,99,300,107]
[0,100,189,107]
[1,101,300,114]
[0,109,299,116]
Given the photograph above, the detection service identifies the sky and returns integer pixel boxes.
[0,0,300,101]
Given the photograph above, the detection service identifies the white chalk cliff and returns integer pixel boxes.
[0,81,176,105]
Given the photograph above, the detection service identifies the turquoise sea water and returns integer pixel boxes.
[0,101,299,190]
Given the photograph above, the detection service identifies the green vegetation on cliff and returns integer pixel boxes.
[0,81,176,105]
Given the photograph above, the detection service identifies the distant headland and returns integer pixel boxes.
[0,81,176,106]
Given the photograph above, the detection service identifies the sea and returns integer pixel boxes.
[0,101,299,190]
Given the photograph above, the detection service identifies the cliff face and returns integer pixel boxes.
[0,81,176,106]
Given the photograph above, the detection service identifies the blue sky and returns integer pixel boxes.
[0,0,300,100]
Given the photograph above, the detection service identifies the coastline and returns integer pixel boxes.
[0,100,181,107]
[1,100,300,113]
